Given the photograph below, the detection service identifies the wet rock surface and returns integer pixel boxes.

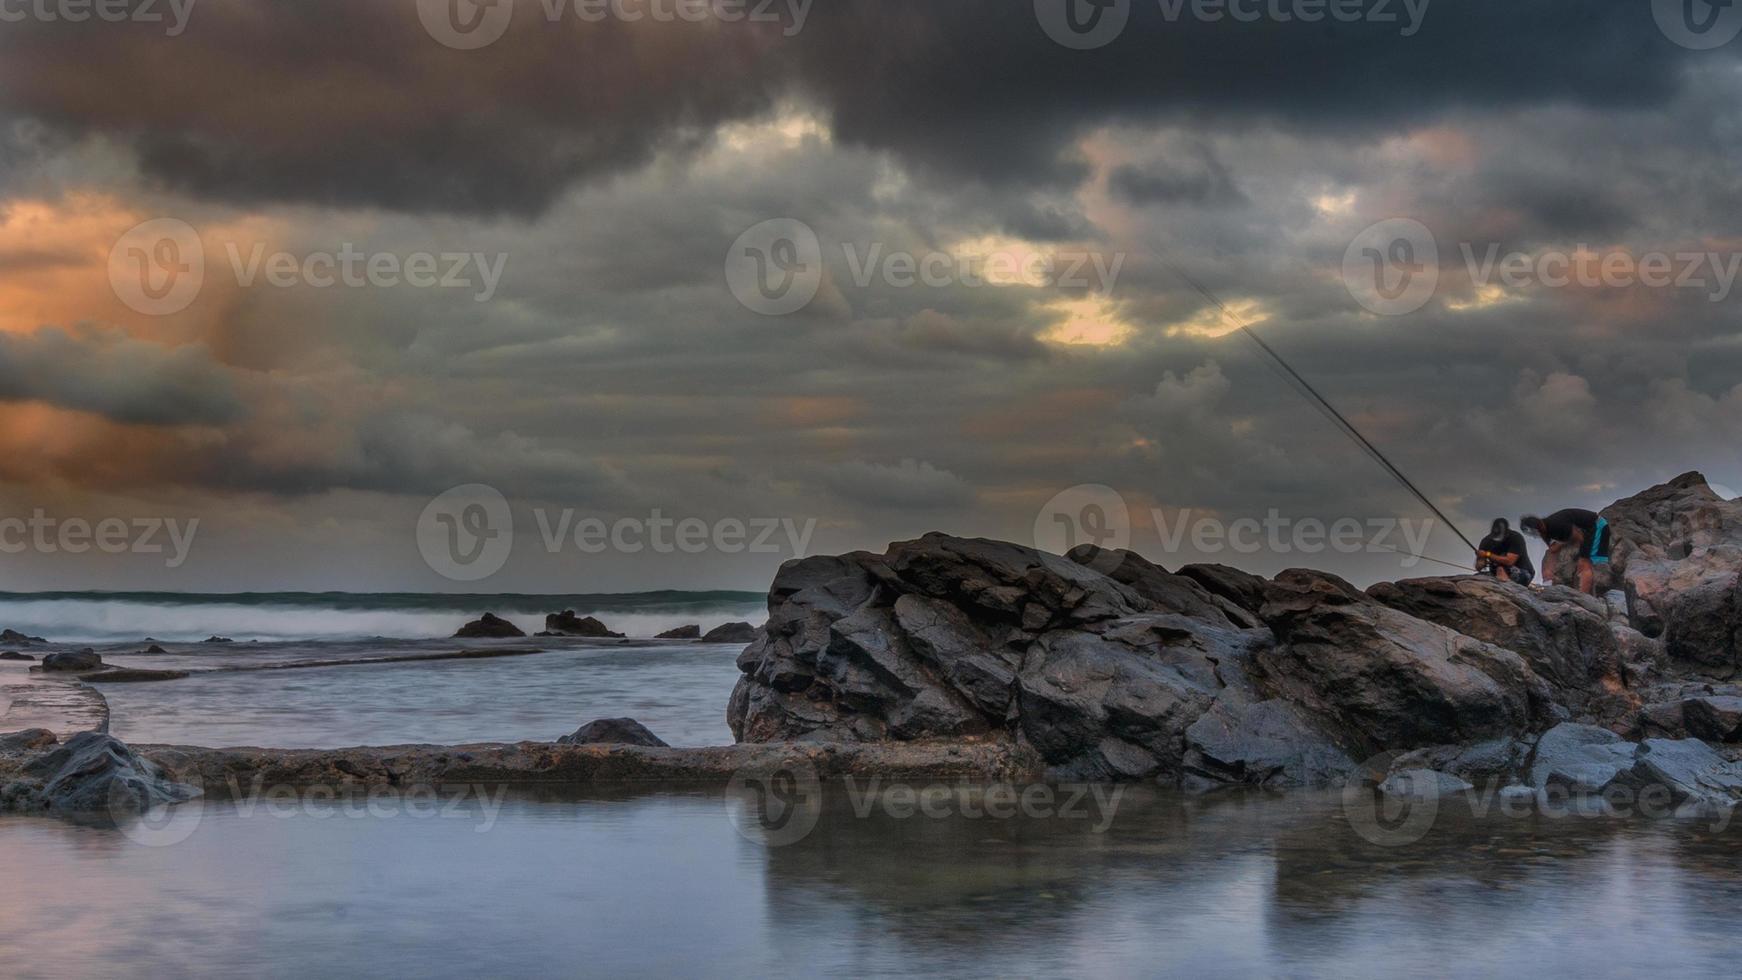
[39,649,104,672]
[2,732,199,814]
[656,625,702,640]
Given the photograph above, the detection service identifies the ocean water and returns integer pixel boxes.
[0,591,764,748]
[0,590,767,644]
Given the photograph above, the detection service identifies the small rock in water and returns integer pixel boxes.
[558,718,669,747]
[203,636,234,644]
[0,651,34,662]
[540,611,623,638]
[83,668,191,683]
[454,613,526,639]
[1379,769,1474,799]
[701,622,758,644]
[656,625,702,640]
[0,629,45,645]
[143,644,168,655]
[39,649,104,673]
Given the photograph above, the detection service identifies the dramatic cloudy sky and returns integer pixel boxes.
[0,0,1739,591]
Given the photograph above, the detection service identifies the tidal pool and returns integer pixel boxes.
[4,785,1740,978]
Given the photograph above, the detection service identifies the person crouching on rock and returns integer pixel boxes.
[1521,509,1611,595]
[1475,518,1534,587]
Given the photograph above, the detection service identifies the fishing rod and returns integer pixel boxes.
[1171,268,1482,555]
[1369,544,1477,573]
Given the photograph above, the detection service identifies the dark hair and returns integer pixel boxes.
[1490,518,1510,537]
[1520,515,1544,538]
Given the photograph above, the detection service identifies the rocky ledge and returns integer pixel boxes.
[729,473,1742,803]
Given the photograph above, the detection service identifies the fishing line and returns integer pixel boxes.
[1171,268,1482,554]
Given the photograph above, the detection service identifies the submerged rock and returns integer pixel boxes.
[202,636,234,644]
[455,613,527,639]
[656,625,702,640]
[82,668,191,684]
[0,651,34,661]
[1379,769,1474,798]
[540,611,623,638]
[40,649,104,672]
[701,622,758,644]
[558,718,669,747]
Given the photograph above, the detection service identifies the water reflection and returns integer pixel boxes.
[5,784,1741,977]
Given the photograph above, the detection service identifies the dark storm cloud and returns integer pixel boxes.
[0,0,1710,217]
[0,326,242,425]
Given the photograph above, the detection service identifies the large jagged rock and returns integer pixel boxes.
[5,732,198,813]
[1367,576,1645,713]
[1257,570,1559,752]
[730,535,1561,787]
[1602,472,1742,668]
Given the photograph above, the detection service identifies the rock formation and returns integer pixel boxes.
[1,732,198,814]
[455,613,527,638]
[702,622,759,644]
[656,625,702,640]
[729,473,1742,794]
[558,718,669,747]
[539,611,623,638]
[39,649,104,672]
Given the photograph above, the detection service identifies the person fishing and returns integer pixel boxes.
[1475,518,1534,586]
[1521,509,1611,595]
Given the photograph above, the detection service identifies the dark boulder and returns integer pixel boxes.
[1602,472,1742,666]
[656,625,702,640]
[1257,570,1559,752]
[0,651,34,661]
[454,613,527,639]
[40,649,104,672]
[202,636,234,644]
[540,611,623,638]
[11,733,199,813]
[0,629,44,644]
[1367,575,1641,711]
[1526,723,1638,795]
[701,622,759,644]
[558,718,669,747]
[143,644,167,654]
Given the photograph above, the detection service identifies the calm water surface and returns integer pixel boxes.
[4,787,1741,978]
